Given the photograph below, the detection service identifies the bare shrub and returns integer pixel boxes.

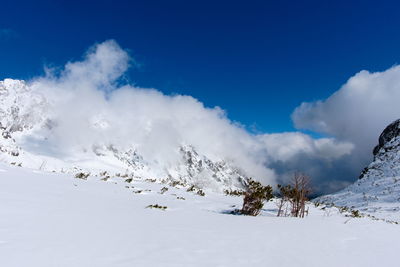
[277,173,311,218]
[276,184,292,217]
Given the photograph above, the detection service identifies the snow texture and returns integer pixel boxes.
[0,163,398,267]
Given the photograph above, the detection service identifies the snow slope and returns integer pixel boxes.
[317,119,400,222]
[0,163,398,267]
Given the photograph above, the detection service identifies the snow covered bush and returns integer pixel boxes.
[240,178,273,216]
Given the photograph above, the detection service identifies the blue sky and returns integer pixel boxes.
[1,0,400,133]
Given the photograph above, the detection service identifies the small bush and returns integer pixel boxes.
[197,189,205,196]
[240,178,273,216]
[125,178,133,183]
[350,210,361,218]
[339,206,349,213]
[187,185,206,196]
[146,204,167,210]
[99,171,108,177]
[99,171,110,181]
[187,185,196,192]
[75,172,90,180]
[160,187,169,194]
[170,180,186,187]
[224,189,246,196]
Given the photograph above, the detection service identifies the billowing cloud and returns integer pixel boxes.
[259,132,353,162]
[27,40,276,183]
[9,39,396,195]
[293,67,400,146]
[292,66,400,190]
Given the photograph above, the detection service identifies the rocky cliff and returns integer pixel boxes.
[317,119,400,221]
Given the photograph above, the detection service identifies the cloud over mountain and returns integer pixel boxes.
[25,40,275,184]
[4,40,398,194]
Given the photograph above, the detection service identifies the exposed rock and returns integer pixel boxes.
[373,119,400,156]
[316,119,400,222]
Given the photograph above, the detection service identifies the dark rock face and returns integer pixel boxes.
[317,118,400,220]
[373,119,400,156]
[359,119,400,179]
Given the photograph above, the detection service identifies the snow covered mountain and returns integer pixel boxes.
[0,78,247,191]
[317,119,400,221]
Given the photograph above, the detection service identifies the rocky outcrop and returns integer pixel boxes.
[373,119,400,157]
[316,119,400,222]
[360,119,400,180]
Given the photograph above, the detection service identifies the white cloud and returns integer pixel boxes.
[13,39,396,194]
[292,66,400,189]
[292,67,400,146]
[259,132,353,162]
[27,40,276,184]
